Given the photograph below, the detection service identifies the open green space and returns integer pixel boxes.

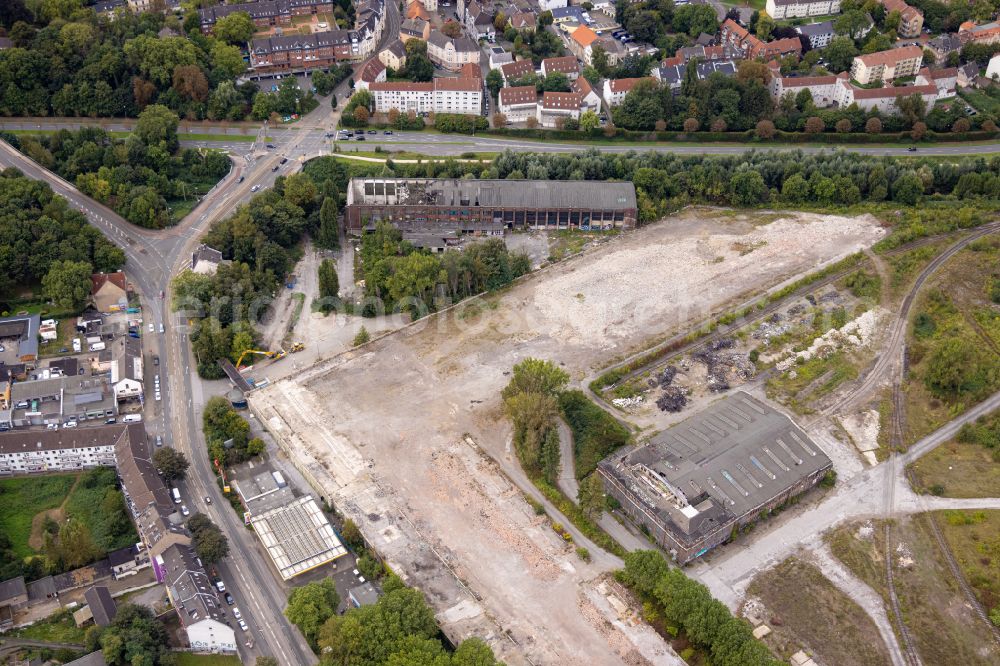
[903,241,1000,446]
[0,475,76,559]
[959,88,1000,116]
[934,509,1000,626]
[10,609,87,644]
[747,557,891,666]
[827,516,996,665]
[909,439,1000,498]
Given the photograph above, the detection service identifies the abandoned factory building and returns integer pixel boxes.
[343,178,638,235]
[598,391,832,565]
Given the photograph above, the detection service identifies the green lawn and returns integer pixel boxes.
[958,88,1000,115]
[10,609,87,644]
[64,467,138,553]
[175,654,242,666]
[0,474,77,558]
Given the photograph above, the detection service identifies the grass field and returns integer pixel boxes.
[747,557,890,666]
[934,509,1000,624]
[903,239,1000,445]
[10,609,87,644]
[827,516,996,665]
[909,439,1000,497]
[0,475,77,558]
[958,88,1000,115]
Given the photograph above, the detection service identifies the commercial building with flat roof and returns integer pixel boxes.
[345,178,638,233]
[0,314,40,362]
[250,496,348,580]
[598,392,832,564]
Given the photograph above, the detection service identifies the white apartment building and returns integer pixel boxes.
[0,429,117,475]
[602,77,655,107]
[851,45,923,84]
[159,544,237,653]
[765,0,840,20]
[537,92,581,127]
[368,78,483,114]
[769,72,939,114]
[426,30,481,70]
[498,85,538,122]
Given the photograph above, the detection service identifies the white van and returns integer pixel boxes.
[88,342,106,352]
[122,414,142,423]
[172,488,181,504]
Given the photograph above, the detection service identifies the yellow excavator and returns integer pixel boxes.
[289,342,305,353]
[235,348,287,370]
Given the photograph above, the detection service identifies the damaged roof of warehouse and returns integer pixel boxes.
[350,178,636,209]
[601,392,831,533]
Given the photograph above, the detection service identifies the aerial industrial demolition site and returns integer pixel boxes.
[250,209,885,664]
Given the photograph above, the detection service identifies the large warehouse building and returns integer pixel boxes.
[598,392,832,564]
[343,178,638,234]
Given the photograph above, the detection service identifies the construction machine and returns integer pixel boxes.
[289,342,305,353]
[234,348,287,370]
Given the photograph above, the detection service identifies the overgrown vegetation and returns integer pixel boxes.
[313,574,503,665]
[173,171,334,378]
[559,390,631,479]
[0,469,135,582]
[8,106,230,227]
[86,603,173,666]
[0,167,124,311]
[202,395,264,466]
[357,222,530,318]
[617,550,781,666]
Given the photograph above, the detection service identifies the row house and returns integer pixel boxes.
[464,0,496,40]
[498,85,539,122]
[499,58,536,84]
[851,45,923,84]
[0,429,117,475]
[379,40,408,70]
[158,544,236,653]
[541,55,579,79]
[400,17,430,42]
[356,57,388,90]
[199,0,335,33]
[795,21,834,49]
[915,66,957,97]
[427,30,481,70]
[654,60,739,95]
[770,72,939,113]
[537,91,583,127]
[110,337,143,403]
[880,0,923,38]
[719,19,801,60]
[765,0,839,20]
[368,76,483,114]
[959,21,1000,46]
[927,33,962,63]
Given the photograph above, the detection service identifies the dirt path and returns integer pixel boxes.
[27,473,82,550]
[556,418,579,500]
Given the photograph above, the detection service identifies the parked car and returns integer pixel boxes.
[159,323,164,333]
[205,495,212,505]
[266,143,276,149]
[224,592,234,605]
[233,607,242,620]
[215,580,226,593]
[63,421,77,428]
[238,619,248,632]
[46,423,59,430]
[148,323,154,333]
[238,176,245,183]
[180,504,190,516]
[279,157,288,164]
[251,184,260,192]
[153,355,159,366]
[271,165,279,172]
[105,417,117,424]
[155,435,163,447]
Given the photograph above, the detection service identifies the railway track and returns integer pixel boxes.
[823,220,1000,417]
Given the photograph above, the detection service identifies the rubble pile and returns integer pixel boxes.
[612,396,644,408]
[693,340,757,393]
[753,313,792,344]
[657,366,677,387]
[657,386,688,412]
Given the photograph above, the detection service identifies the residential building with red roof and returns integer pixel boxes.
[880,0,923,37]
[368,75,482,114]
[851,45,923,84]
[602,77,656,106]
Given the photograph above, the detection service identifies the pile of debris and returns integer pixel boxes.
[657,386,687,412]
[612,396,644,409]
[653,366,677,387]
[752,313,792,344]
[692,339,757,393]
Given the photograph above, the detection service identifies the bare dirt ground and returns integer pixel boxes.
[250,208,885,665]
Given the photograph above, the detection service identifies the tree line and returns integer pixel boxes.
[618,550,782,666]
[0,166,124,311]
[6,105,231,228]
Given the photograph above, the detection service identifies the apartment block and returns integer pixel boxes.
[851,45,923,84]
[765,0,840,20]
[368,77,482,114]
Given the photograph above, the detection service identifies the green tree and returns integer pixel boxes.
[193,524,229,564]
[579,110,599,131]
[453,637,504,665]
[212,42,247,79]
[823,36,859,73]
[152,447,190,481]
[286,578,341,646]
[283,172,318,208]
[834,10,871,38]
[485,68,503,99]
[100,604,172,666]
[672,4,718,37]
[729,170,767,206]
[57,520,98,569]
[213,11,255,45]
[133,104,180,152]
[43,259,93,311]
[316,196,340,249]
[591,44,610,76]
[501,358,569,400]
[318,258,339,313]
[577,473,605,519]
[925,337,994,398]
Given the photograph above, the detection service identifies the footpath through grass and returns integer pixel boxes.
[0,475,76,558]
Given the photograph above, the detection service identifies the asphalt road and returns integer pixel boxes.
[7,118,1000,157]
[0,97,348,665]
